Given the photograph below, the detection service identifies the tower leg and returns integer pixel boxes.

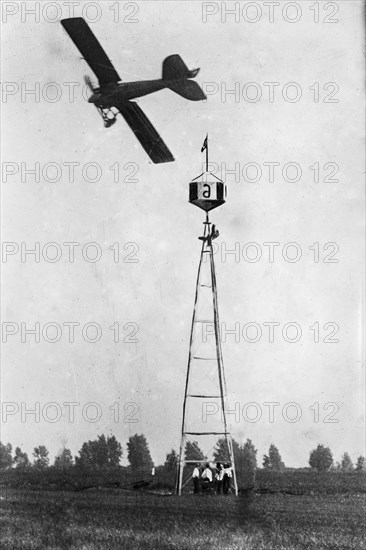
[176,435,186,495]
[227,434,239,496]
[208,221,238,496]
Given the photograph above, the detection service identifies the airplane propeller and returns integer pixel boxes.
[84,74,95,92]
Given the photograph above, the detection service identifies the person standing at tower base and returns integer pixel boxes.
[192,463,200,494]
[223,463,232,495]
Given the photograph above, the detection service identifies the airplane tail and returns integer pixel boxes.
[162,54,206,101]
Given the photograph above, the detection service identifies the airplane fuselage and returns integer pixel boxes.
[89,79,173,108]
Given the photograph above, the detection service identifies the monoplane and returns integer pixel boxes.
[61,18,206,163]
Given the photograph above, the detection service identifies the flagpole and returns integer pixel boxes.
[206,133,208,172]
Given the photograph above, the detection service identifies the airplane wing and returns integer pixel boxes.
[61,18,121,85]
[118,102,175,164]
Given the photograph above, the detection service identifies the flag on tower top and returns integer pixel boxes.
[201,134,208,152]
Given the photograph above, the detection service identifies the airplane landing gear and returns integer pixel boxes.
[97,106,117,128]
[104,118,116,128]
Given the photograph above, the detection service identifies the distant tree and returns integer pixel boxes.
[355,456,366,473]
[231,439,242,468]
[106,435,123,467]
[240,439,257,485]
[332,461,342,472]
[54,448,74,469]
[13,446,30,469]
[341,452,353,472]
[127,434,154,472]
[164,449,178,471]
[0,442,13,470]
[309,444,333,472]
[213,438,229,462]
[184,440,205,461]
[213,437,241,468]
[76,441,93,469]
[262,444,285,471]
[33,446,49,469]
[76,435,122,469]
[263,455,270,468]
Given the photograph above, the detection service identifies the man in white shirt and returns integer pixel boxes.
[192,463,200,494]
[201,464,213,492]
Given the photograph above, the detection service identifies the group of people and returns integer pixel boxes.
[192,462,232,495]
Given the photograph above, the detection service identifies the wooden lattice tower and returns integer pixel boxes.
[176,139,238,495]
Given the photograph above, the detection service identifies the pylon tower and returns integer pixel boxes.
[176,138,238,495]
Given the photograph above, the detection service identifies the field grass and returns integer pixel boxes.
[1,487,365,550]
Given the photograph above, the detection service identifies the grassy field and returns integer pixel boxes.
[1,487,365,550]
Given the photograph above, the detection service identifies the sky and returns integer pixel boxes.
[1,0,365,468]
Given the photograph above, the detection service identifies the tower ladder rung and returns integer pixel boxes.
[187,394,221,398]
[184,459,233,464]
[193,356,217,360]
[200,284,212,288]
[184,432,230,435]
[195,319,214,324]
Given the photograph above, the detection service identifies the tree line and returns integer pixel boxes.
[1,436,365,477]
[0,434,152,473]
